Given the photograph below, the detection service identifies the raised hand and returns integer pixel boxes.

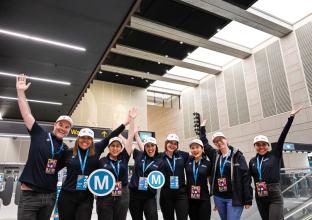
[200,119,207,127]
[290,106,303,117]
[16,74,31,92]
[124,107,138,126]
[129,107,138,119]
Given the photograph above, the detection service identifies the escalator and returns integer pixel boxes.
[282,168,312,220]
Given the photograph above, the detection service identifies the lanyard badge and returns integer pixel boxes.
[166,156,179,189]
[138,157,155,191]
[76,148,89,190]
[217,155,229,192]
[191,160,201,199]
[45,133,64,174]
[110,160,123,196]
[256,156,268,197]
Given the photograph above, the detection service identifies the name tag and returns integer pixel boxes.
[217,177,228,192]
[256,182,268,197]
[76,175,88,190]
[190,185,201,199]
[112,181,122,196]
[138,177,148,191]
[45,159,57,174]
[170,176,179,189]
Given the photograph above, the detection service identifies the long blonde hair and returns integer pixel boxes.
[72,139,95,157]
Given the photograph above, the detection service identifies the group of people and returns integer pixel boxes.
[16,73,302,220]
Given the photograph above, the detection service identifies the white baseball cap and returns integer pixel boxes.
[78,128,94,139]
[253,135,269,145]
[212,132,226,142]
[143,137,157,146]
[56,115,73,126]
[166,133,179,142]
[108,137,123,146]
[189,139,203,148]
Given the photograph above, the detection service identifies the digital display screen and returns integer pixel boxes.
[283,143,295,151]
[138,131,154,141]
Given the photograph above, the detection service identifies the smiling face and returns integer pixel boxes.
[53,120,71,139]
[109,141,123,158]
[78,136,93,150]
[144,143,157,157]
[255,141,269,155]
[165,140,178,154]
[190,143,203,159]
[213,136,228,151]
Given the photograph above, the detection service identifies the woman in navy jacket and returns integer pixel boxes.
[249,107,302,220]
[200,120,252,220]
[185,139,212,220]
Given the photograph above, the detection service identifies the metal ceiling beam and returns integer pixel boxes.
[111,44,221,75]
[178,0,292,37]
[101,64,199,87]
[130,16,251,59]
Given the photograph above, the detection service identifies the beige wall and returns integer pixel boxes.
[71,80,147,130]
[147,98,187,152]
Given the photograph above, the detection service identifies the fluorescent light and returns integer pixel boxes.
[150,81,188,92]
[251,0,312,24]
[0,72,71,85]
[0,96,62,105]
[186,47,235,66]
[0,28,86,51]
[212,21,272,49]
[165,66,207,80]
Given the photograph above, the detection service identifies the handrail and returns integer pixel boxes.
[285,197,312,219]
[282,172,312,194]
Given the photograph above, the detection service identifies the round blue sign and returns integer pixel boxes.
[147,171,165,189]
[87,169,116,196]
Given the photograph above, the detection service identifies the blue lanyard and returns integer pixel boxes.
[219,154,229,177]
[193,160,201,185]
[166,156,176,175]
[257,155,264,181]
[110,160,121,179]
[77,148,89,175]
[143,156,155,176]
[48,133,64,159]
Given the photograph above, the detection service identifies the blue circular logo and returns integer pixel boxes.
[147,171,165,189]
[87,169,116,196]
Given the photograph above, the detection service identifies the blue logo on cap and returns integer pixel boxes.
[87,169,116,196]
[147,171,165,189]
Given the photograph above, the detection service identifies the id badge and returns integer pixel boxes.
[112,181,123,196]
[217,177,228,192]
[138,177,148,191]
[170,176,179,189]
[256,182,268,197]
[190,185,201,199]
[76,175,88,190]
[45,159,57,174]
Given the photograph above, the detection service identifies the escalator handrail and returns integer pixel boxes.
[282,172,312,194]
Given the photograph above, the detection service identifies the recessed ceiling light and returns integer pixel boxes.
[131,77,135,80]
[115,74,119,77]
[0,95,62,105]
[217,29,221,32]
[0,71,71,85]
[99,70,103,74]
[146,72,150,74]
[0,28,86,51]
[179,41,184,44]
[165,55,168,58]
[157,62,161,64]
[145,79,149,82]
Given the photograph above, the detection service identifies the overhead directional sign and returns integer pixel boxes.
[87,169,116,196]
